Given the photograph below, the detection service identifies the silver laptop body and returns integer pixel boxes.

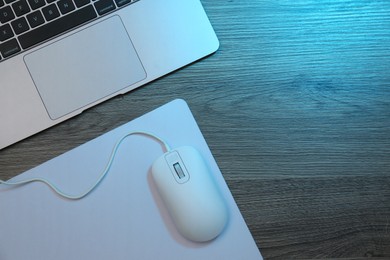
[0,0,219,149]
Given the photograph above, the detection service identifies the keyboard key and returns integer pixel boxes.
[74,0,89,8]
[0,0,4,7]
[0,6,15,23]
[5,0,17,4]
[28,0,45,10]
[57,0,75,15]
[12,0,30,16]
[0,23,14,41]
[18,5,97,49]
[94,0,115,16]
[11,16,29,34]
[114,0,131,7]
[42,3,59,21]
[0,38,20,58]
[26,10,44,28]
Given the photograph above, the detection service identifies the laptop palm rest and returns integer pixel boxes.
[24,16,146,120]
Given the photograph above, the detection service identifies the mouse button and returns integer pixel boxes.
[151,155,172,188]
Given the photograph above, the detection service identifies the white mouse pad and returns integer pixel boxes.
[0,99,262,260]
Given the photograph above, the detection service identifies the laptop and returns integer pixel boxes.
[0,0,219,150]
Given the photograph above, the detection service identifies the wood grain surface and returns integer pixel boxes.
[1,0,389,259]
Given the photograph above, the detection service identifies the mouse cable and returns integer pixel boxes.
[0,131,171,200]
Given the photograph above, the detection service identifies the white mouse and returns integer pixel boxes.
[151,146,228,242]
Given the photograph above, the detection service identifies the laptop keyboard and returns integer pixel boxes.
[0,0,137,61]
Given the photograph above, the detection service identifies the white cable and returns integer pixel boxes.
[0,131,171,200]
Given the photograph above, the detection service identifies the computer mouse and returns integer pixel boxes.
[151,146,228,242]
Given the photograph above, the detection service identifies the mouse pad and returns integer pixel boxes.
[0,99,262,260]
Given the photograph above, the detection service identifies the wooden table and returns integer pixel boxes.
[1,0,389,259]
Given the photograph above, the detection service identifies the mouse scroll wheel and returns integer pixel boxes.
[165,151,190,184]
[173,162,186,179]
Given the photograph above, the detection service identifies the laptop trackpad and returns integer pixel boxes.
[24,16,146,120]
